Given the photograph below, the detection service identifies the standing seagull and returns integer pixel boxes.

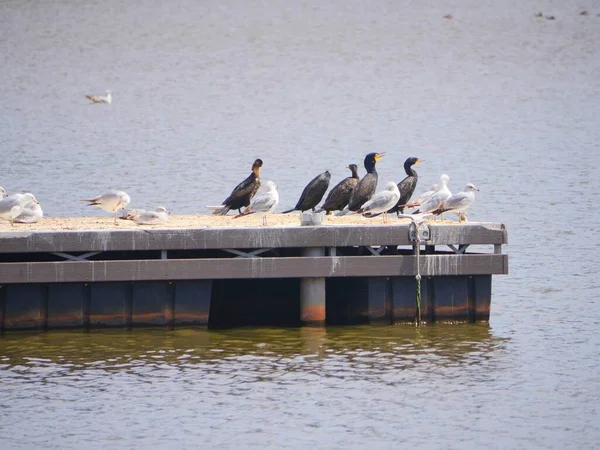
[315,164,360,214]
[86,90,112,104]
[234,181,279,225]
[82,190,131,224]
[0,193,39,226]
[209,159,263,215]
[388,157,421,216]
[14,202,44,224]
[338,152,385,215]
[413,174,452,215]
[356,182,401,223]
[433,183,479,222]
[282,171,331,213]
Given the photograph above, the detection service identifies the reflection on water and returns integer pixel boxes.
[1,325,511,449]
[0,325,504,378]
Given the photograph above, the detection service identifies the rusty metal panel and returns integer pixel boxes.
[367,278,392,325]
[132,282,172,326]
[47,284,88,328]
[473,275,492,321]
[430,276,470,322]
[89,282,131,327]
[174,280,211,325]
[0,255,508,284]
[4,284,46,330]
[0,222,507,253]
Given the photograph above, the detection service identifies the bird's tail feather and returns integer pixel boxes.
[281,208,295,214]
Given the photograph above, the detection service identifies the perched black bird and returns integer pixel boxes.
[315,164,360,214]
[344,152,384,212]
[388,157,421,216]
[283,171,331,213]
[211,159,263,215]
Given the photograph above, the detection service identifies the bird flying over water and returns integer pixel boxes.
[209,158,263,215]
[86,90,112,104]
[282,171,331,213]
[234,180,279,225]
[433,183,479,222]
[82,190,131,224]
[315,164,360,214]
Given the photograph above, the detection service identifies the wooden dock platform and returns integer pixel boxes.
[0,217,508,330]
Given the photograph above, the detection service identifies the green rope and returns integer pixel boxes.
[414,223,422,327]
[416,274,422,326]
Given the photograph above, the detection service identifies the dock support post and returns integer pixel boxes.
[300,247,326,326]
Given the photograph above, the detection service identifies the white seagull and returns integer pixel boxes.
[433,183,479,222]
[134,206,170,225]
[413,174,452,215]
[86,90,112,104]
[405,183,438,209]
[82,190,131,224]
[0,193,39,226]
[234,181,279,226]
[356,181,400,223]
[0,186,7,199]
[14,202,44,224]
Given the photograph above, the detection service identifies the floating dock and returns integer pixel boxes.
[0,217,508,331]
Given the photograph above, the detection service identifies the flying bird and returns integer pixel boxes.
[86,90,112,104]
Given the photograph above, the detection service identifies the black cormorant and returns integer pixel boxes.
[212,158,263,215]
[282,171,331,213]
[346,152,384,212]
[315,164,360,214]
[388,157,421,216]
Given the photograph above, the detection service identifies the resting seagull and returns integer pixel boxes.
[356,181,400,223]
[86,90,112,104]
[134,206,170,225]
[0,193,39,226]
[433,183,479,222]
[82,190,131,224]
[234,181,279,225]
[14,202,43,223]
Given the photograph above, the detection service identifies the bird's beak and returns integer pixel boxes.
[416,159,424,164]
[375,153,385,161]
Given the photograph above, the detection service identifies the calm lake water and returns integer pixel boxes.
[1,0,599,448]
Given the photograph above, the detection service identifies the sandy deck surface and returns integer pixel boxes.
[0,213,431,233]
